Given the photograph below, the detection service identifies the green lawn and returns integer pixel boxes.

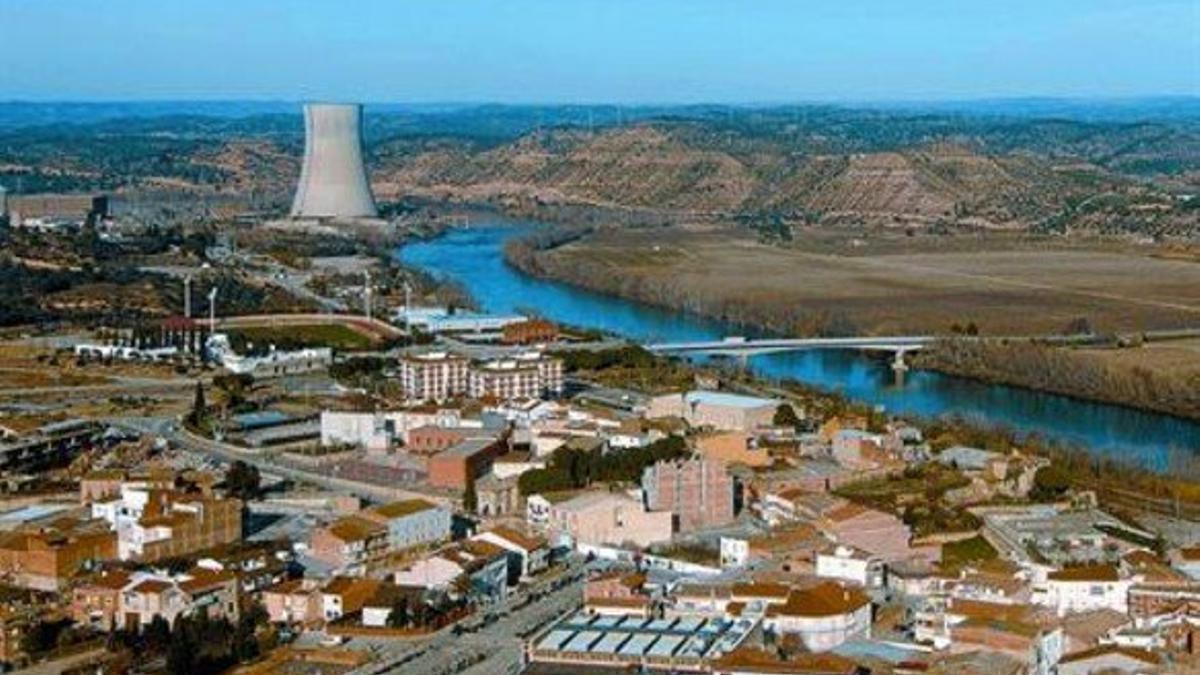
[940,535,999,570]
[226,324,374,352]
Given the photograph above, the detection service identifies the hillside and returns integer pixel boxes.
[372,125,1193,235]
[1,103,1197,237]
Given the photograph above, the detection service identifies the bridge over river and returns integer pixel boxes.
[645,335,935,373]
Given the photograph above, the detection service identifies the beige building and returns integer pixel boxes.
[73,568,238,632]
[542,490,673,549]
[647,391,778,432]
[763,581,872,652]
[309,515,389,577]
[261,578,324,626]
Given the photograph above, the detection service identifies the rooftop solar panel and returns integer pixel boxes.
[591,614,622,629]
[616,615,650,629]
[564,630,602,653]
[647,634,684,657]
[618,633,659,656]
[537,629,576,651]
[591,631,632,654]
[645,617,677,632]
[679,635,710,658]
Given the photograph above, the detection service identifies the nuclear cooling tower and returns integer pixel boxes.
[290,103,377,219]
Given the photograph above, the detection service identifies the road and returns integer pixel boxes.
[0,376,195,400]
[107,416,457,506]
[348,562,585,675]
[9,646,107,675]
[647,335,934,356]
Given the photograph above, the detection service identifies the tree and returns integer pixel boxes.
[165,634,196,675]
[189,381,207,425]
[225,460,261,501]
[1065,316,1093,336]
[20,619,67,656]
[1031,463,1072,501]
[463,477,478,513]
[387,597,410,628]
[410,600,429,629]
[233,605,263,662]
[773,403,800,428]
[144,615,171,652]
[212,373,254,410]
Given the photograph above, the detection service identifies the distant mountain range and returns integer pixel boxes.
[1,96,1198,130]
[1,99,1196,238]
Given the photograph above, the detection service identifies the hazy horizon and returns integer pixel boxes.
[1,1,1196,103]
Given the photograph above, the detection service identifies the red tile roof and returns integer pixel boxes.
[766,581,870,618]
[1048,564,1120,582]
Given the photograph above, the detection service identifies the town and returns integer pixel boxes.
[0,246,1197,674]
[1,4,1199,673]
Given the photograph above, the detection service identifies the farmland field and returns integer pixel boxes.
[526,228,1200,337]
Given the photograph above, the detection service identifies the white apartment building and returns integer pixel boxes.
[398,352,471,403]
[469,353,563,401]
[399,351,563,403]
[1032,564,1135,617]
[815,545,884,588]
[318,409,466,449]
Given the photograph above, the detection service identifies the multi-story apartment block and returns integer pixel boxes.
[360,499,452,552]
[398,350,564,403]
[469,353,563,401]
[398,352,470,403]
[641,457,734,533]
[309,515,389,576]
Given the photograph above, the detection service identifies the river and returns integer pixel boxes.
[397,222,1200,472]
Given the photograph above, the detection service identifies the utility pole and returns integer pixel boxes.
[363,270,372,323]
[208,287,218,330]
[403,281,412,334]
[183,275,192,319]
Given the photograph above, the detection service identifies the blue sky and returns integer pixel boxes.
[1,0,1196,102]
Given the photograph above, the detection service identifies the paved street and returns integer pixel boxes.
[346,563,585,675]
[106,416,457,505]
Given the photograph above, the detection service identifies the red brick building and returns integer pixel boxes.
[427,437,506,490]
[406,425,472,456]
[0,518,117,591]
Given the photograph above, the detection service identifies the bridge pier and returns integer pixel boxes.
[891,349,910,386]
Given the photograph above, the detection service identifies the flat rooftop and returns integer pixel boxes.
[530,610,756,667]
[683,391,777,409]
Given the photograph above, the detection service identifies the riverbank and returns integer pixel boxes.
[399,223,1200,471]
[503,225,1200,419]
[913,339,1200,422]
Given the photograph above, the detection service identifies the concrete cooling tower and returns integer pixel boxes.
[290,103,377,219]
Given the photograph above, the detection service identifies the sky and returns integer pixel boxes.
[0,0,1196,103]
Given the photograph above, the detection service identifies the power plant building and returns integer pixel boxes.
[291,103,377,219]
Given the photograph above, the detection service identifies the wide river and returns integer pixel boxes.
[397,222,1200,472]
